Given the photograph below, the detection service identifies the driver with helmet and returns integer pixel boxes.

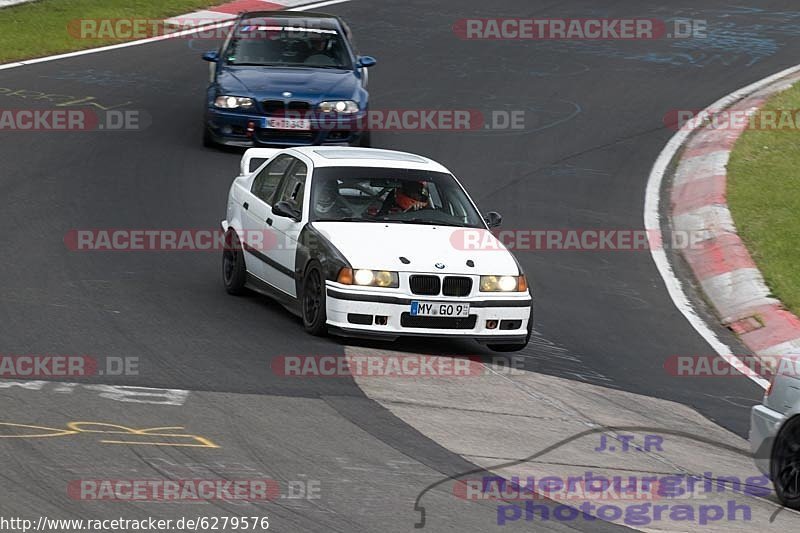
[305,31,337,65]
[314,179,351,218]
[378,180,431,214]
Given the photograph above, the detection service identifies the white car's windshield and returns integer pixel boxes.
[309,167,485,228]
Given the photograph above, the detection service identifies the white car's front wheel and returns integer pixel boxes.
[487,307,532,352]
[223,231,247,295]
[302,262,328,336]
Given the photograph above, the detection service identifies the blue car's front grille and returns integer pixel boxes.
[261,100,312,116]
[262,100,284,115]
[288,101,312,112]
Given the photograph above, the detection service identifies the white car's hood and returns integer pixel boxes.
[312,222,519,275]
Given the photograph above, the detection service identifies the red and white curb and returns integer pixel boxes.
[165,0,325,26]
[0,0,36,8]
[670,72,800,366]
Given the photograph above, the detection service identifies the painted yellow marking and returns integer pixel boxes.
[0,423,79,438]
[67,422,219,448]
[0,421,219,448]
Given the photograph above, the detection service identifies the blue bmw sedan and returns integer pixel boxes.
[202,11,376,148]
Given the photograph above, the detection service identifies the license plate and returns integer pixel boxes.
[410,301,470,318]
[263,117,311,130]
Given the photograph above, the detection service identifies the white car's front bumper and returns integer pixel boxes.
[750,403,786,476]
[325,282,532,343]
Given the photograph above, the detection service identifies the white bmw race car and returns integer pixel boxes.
[221,146,532,351]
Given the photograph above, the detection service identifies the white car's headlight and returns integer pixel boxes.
[479,275,528,292]
[214,96,255,109]
[338,268,399,288]
[318,100,359,114]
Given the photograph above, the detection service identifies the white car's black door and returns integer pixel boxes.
[264,157,307,297]
[243,154,294,283]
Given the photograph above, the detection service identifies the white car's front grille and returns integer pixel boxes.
[409,275,440,295]
[409,275,472,296]
[442,276,472,296]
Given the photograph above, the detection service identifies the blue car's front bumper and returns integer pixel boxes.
[205,108,368,147]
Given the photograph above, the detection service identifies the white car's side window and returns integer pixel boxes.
[275,160,308,213]
[251,155,293,204]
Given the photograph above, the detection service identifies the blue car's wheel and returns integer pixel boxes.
[203,127,216,148]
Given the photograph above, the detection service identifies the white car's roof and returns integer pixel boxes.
[287,146,451,173]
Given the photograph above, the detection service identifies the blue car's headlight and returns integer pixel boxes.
[214,96,255,110]
[318,100,359,114]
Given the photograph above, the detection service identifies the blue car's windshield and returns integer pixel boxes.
[225,20,353,70]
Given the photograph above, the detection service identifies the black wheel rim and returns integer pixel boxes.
[775,423,800,500]
[304,270,321,324]
[223,237,237,285]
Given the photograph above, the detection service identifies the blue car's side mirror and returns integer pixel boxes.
[357,55,377,68]
[202,51,219,62]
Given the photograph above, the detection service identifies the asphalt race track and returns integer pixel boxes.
[2,0,800,531]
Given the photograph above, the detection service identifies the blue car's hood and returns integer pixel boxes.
[218,66,359,102]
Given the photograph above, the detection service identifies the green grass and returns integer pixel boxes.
[727,83,800,316]
[0,0,220,62]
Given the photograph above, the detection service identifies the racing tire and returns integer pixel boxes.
[302,262,328,336]
[222,230,247,295]
[487,307,532,352]
[771,416,800,510]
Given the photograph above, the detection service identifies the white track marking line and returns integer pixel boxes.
[644,65,800,390]
[0,379,190,405]
[293,0,354,8]
[0,0,355,70]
